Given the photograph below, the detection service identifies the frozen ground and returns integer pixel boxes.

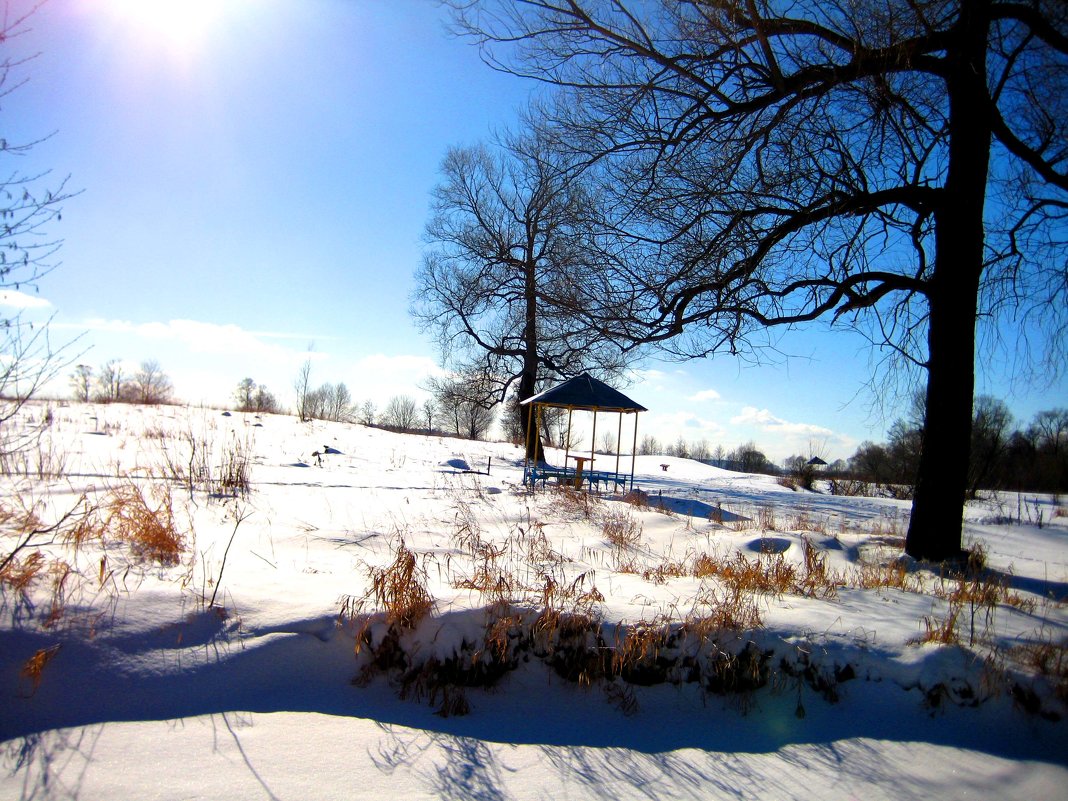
[1,402,1066,800]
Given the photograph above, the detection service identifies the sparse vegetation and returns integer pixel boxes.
[2,399,1066,739]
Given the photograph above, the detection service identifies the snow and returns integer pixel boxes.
[2,401,1067,800]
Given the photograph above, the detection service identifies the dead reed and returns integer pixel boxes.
[103,484,185,567]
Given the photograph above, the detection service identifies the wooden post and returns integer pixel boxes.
[630,415,639,493]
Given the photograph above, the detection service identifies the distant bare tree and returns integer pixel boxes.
[70,364,93,403]
[967,396,1012,498]
[429,375,496,440]
[253,385,279,414]
[358,400,376,426]
[305,384,330,421]
[130,360,173,404]
[638,434,660,456]
[670,437,690,460]
[382,395,419,431]
[731,442,770,474]
[294,360,313,422]
[95,359,124,403]
[329,382,354,423]
[235,377,256,412]
[421,398,437,432]
[597,430,616,455]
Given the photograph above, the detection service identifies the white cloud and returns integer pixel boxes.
[72,318,318,363]
[730,405,835,437]
[346,353,445,404]
[727,405,862,461]
[643,410,726,443]
[688,388,722,403]
[626,367,667,385]
[0,290,51,309]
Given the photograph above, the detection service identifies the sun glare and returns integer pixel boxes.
[105,0,226,52]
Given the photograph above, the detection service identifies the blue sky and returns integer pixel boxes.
[4,0,1065,464]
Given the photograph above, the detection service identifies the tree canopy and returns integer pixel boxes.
[448,0,1068,560]
[412,131,631,457]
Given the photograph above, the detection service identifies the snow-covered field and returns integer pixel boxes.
[2,401,1066,800]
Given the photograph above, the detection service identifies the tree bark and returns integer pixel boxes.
[521,251,545,462]
[905,2,991,562]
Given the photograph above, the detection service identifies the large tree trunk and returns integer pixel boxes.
[905,2,990,562]
[521,253,544,463]
[519,367,544,462]
[905,276,979,561]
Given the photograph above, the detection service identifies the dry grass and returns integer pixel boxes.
[0,550,47,595]
[641,559,688,584]
[693,551,795,597]
[213,435,252,497]
[343,539,433,632]
[798,537,839,599]
[103,485,185,566]
[552,485,599,520]
[1012,635,1068,704]
[853,559,920,593]
[602,508,642,551]
[913,602,964,645]
[757,505,778,531]
[692,585,764,630]
[369,541,434,629]
[20,644,62,696]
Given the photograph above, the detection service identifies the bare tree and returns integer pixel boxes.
[130,359,172,404]
[95,359,124,403]
[597,429,617,455]
[968,395,1012,498]
[382,395,419,432]
[329,382,353,423]
[412,131,630,459]
[638,434,660,456]
[731,442,771,474]
[448,0,1068,561]
[0,3,75,455]
[421,398,437,432]
[235,377,256,411]
[294,359,313,422]
[253,384,278,414]
[70,364,93,403]
[357,400,376,427]
[429,374,496,441]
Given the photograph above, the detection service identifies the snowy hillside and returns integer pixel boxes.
[1,401,1066,800]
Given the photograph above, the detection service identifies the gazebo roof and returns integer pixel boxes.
[520,372,647,413]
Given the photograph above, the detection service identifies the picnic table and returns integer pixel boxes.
[567,455,593,488]
[523,461,629,493]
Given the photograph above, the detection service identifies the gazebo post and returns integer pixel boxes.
[590,410,598,480]
[563,407,573,471]
[615,413,623,480]
[630,415,639,493]
[537,403,545,461]
[523,400,542,488]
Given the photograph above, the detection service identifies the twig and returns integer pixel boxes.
[209,508,253,609]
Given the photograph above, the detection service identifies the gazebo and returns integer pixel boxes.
[521,372,647,493]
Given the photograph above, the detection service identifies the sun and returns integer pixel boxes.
[104,0,226,52]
